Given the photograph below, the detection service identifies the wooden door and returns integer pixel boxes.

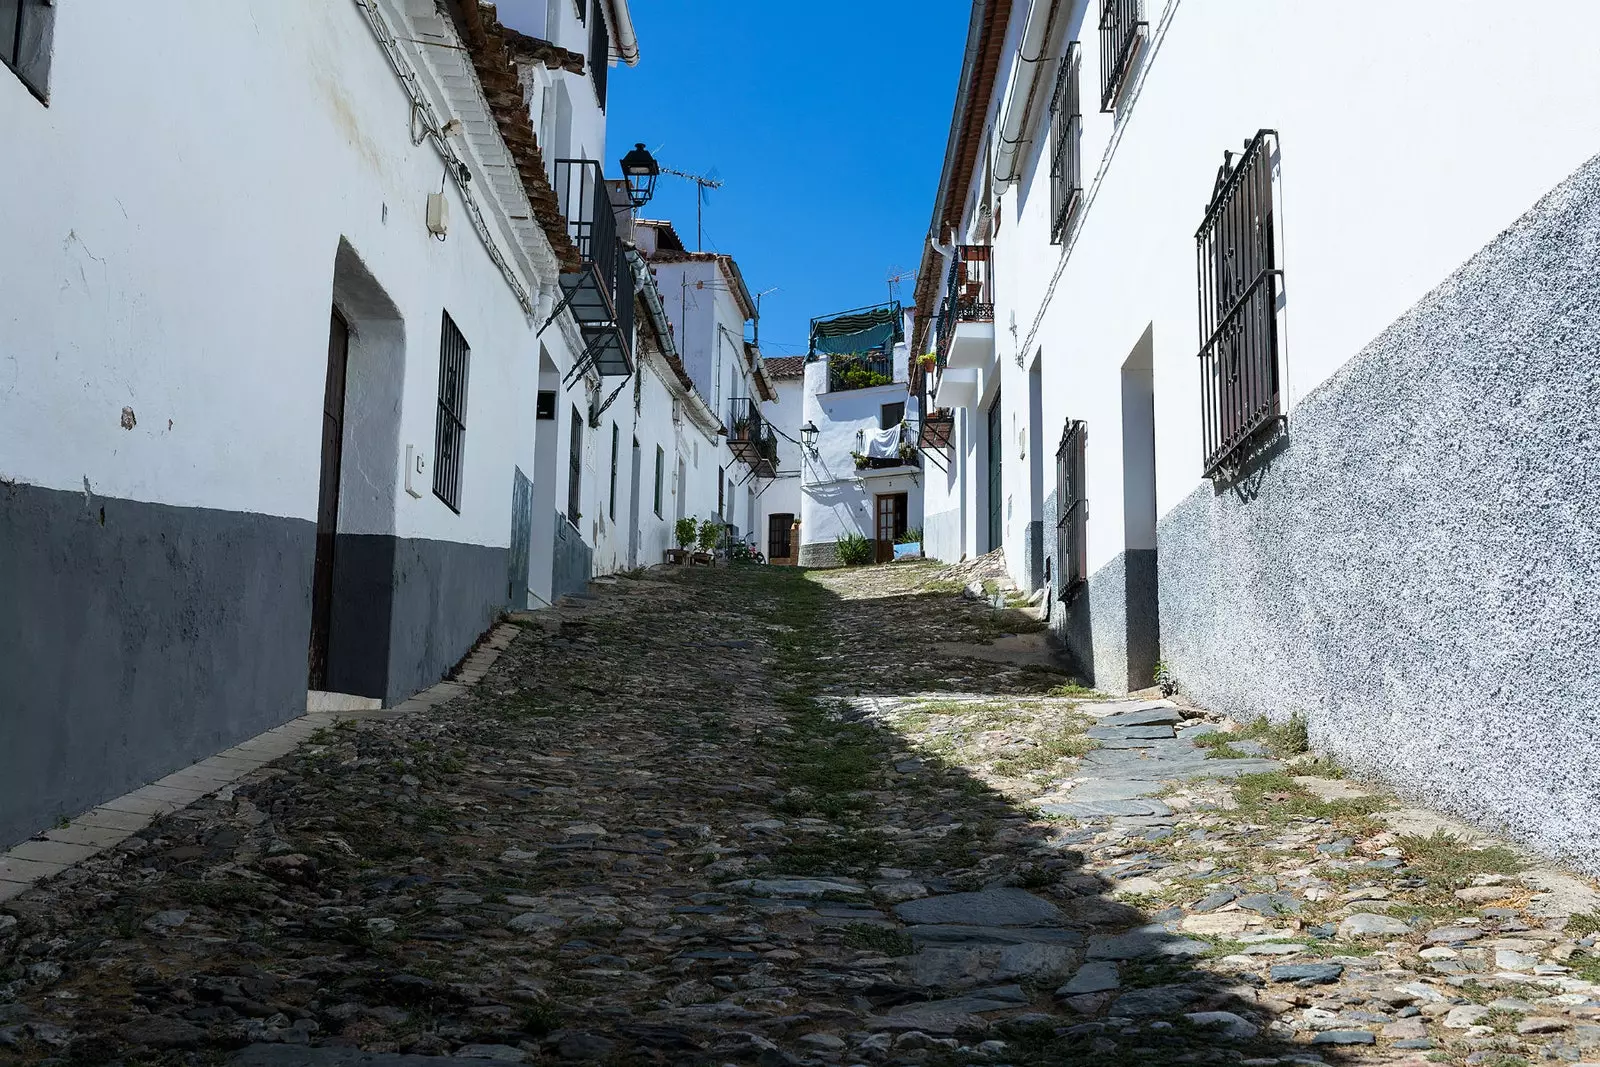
[308,307,349,689]
[875,493,907,563]
[986,391,1003,552]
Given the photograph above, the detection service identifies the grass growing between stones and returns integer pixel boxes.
[1198,714,1310,759]
[1395,830,1525,890]
[990,715,1096,776]
[1230,772,1390,827]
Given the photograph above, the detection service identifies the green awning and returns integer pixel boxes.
[810,303,902,356]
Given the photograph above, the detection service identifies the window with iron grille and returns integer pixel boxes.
[588,0,608,111]
[1098,0,1146,112]
[1055,420,1087,597]
[573,0,587,24]
[2,0,53,103]
[608,422,619,519]
[1049,42,1083,244]
[1195,129,1281,476]
[432,312,470,512]
[653,446,664,517]
[567,407,583,522]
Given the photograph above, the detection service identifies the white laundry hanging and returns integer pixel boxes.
[862,424,902,459]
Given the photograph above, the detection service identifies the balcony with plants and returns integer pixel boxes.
[727,397,779,477]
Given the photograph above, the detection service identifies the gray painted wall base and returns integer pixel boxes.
[552,511,593,600]
[382,536,507,705]
[1047,549,1158,694]
[1157,152,1600,874]
[798,541,840,568]
[0,483,313,849]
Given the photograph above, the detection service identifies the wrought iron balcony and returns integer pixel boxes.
[918,406,956,450]
[934,245,994,372]
[727,397,778,475]
[826,352,895,392]
[550,158,634,378]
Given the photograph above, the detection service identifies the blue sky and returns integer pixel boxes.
[606,1,970,359]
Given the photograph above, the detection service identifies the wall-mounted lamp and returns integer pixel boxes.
[619,142,660,208]
[799,420,819,456]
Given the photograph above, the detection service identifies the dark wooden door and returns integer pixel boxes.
[986,391,1003,552]
[308,308,349,689]
[875,493,907,563]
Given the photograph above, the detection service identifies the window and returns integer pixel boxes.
[588,0,608,111]
[1056,420,1087,597]
[1196,130,1282,476]
[433,312,470,512]
[567,406,583,522]
[608,423,619,519]
[880,402,905,429]
[536,390,557,420]
[717,466,724,517]
[2,0,53,103]
[1049,42,1083,244]
[1098,0,1146,112]
[573,0,587,24]
[653,446,664,517]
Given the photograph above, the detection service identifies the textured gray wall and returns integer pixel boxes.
[1022,519,1044,592]
[798,540,840,568]
[1158,153,1600,873]
[0,484,312,849]
[551,511,593,601]
[384,536,507,704]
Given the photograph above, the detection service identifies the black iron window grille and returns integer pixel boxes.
[589,0,608,111]
[1049,42,1083,244]
[432,312,470,512]
[1056,420,1087,597]
[2,0,53,103]
[933,245,996,369]
[608,422,619,519]
[828,351,896,392]
[1098,0,1146,112]
[573,0,587,24]
[1195,129,1282,476]
[653,445,664,517]
[567,407,584,522]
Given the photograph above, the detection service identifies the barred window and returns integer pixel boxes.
[1049,42,1083,245]
[432,312,470,512]
[1195,130,1282,476]
[1055,420,1087,597]
[1098,0,1146,112]
[653,446,664,517]
[567,407,584,522]
[589,0,608,111]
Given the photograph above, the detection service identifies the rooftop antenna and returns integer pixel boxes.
[753,286,780,347]
[660,165,724,251]
[886,266,916,305]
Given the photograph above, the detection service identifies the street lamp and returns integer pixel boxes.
[619,143,659,208]
[800,420,819,456]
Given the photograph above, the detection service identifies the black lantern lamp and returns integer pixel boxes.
[619,142,659,208]
[799,420,820,456]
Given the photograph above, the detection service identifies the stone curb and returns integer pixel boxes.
[0,620,523,903]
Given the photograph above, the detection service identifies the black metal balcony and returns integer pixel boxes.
[934,245,994,371]
[827,352,895,392]
[727,397,777,475]
[918,406,956,450]
[551,158,633,378]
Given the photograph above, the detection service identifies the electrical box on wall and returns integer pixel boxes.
[405,444,426,498]
[426,192,449,236]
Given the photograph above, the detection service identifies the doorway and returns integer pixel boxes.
[308,307,349,689]
[507,467,533,610]
[986,390,1003,553]
[628,437,642,568]
[874,492,908,563]
[767,512,794,563]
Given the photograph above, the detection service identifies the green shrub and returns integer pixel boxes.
[896,527,923,545]
[673,517,697,549]
[697,518,721,552]
[835,533,874,566]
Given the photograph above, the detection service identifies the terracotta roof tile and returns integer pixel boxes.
[763,356,805,380]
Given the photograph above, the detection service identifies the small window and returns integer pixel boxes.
[608,422,619,520]
[588,0,608,111]
[433,312,470,512]
[1049,42,1084,244]
[1098,0,1146,112]
[1196,130,1282,475]
[653,446,664,517]
[567,406,583,523]
[880,402,905,429]
[2,0,55,103]
[1055,420,1087,597]
[536,390,557,420]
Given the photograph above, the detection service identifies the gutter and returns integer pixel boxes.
[605,0,639,66]
[994,0,1065,186]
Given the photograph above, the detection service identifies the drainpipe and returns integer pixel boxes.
[605,0,639,66]
[995,0,1065,187]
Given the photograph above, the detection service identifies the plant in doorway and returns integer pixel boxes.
[693,518,720,565]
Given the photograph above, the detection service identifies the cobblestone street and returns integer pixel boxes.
[3,562,1599,1066]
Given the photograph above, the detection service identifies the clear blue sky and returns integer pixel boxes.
[606,2,970,358]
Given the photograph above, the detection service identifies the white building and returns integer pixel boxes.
[756,357,806,564]
[0,0,643,849]
[914,0,1600,869]
[798,305,923,566]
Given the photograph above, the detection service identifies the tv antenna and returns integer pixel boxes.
[661,165,724,251]
[886,266,916,304]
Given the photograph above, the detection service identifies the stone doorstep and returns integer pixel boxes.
[0,614,513,899]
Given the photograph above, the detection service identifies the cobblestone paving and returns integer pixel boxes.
[2,562,1598,1066]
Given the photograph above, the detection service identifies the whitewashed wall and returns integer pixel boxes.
[757,376,804,558]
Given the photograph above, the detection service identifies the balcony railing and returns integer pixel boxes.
[919,406,956,450]
[827,352,895,392]
[727,397,777,474]
[934,245,994,370]
[551,158,633,377]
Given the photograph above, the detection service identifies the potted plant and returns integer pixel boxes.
[732,415,750,440]
[693,518,720,565]
[668,517,696,565]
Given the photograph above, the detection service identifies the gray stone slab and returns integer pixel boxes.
[723,878,865,897]
[907,924,1083,947]
[1037,799,1172,819]
[1098,708,1182,728]
[44,823,132,848]
[3,838,99,867]
[230,1048,526,1066]
[1106,757,1284,782]
[73,807,154,832]
[1060,779,1165,802]
[1087,927,1210,960]
[894,888,1061,927]
[1057,960,1120,995]
[1086,725,1175,741]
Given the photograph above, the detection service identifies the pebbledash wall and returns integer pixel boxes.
[1158,158,1600,872]
[0,2,558,847]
